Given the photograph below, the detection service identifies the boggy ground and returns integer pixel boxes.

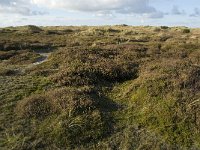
[0,25,200,149]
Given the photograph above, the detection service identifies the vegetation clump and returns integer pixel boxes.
[182,28,191,33]
[161,26,169,29]
[16,94,58,119]
[18,25,43,33]
[0,67,18,76]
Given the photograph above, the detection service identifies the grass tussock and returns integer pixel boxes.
[16,94,58,119]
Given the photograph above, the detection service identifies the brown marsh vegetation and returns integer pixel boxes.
[0,25,200,149]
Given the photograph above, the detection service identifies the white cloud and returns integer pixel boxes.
[95,11,115,19]
[190,7,200,17]
[0,0,45,15]
[145,11,164,18]
[31,0,164,18]
[171,5,185,15]
[0,0,167,18]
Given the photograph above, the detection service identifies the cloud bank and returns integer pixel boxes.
[31,0,155,13]
[0,0,199,27]
[0,0,45,15]
[32,0,164,18]
[0,0,164,18]
[190,7,200,17]
[171,5,185,15]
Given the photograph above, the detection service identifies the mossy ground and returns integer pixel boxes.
[0,25,200,149]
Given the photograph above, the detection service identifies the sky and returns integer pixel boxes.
[0,0,200,27]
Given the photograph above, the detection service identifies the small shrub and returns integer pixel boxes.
[7,51,40,65]
[97,61,138,82]
[39,109,110,148]
[159,34,172,42]
[0,67,17,76]
[51,66,99,86]
[182,67,200,91]
[20,25,43,33]
[45,30,60,35]
[0,50,16,60]
[3,43,21,51]
[153,27,161,32]
[47,88,97,114]
[62,29,74,33]
[161,26,169,29]
[106,28,120,33]
[16,94,58,119]
[182,28,190,33]
[119,24,128,27]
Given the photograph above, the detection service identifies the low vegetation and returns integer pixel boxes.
[0,25,199,149]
